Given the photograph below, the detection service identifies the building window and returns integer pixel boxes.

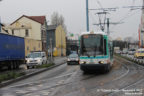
[39,43,40,48]
[27,46,29,51]
[25,29,29,37]
[34,47,36,51]
[12,30,14,35]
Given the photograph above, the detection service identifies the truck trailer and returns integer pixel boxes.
[0,33,25,70]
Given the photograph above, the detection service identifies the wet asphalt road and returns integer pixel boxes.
[0,56,144,96]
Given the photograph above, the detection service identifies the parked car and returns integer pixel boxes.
[67,54,79,65]
[122,49,128,54]
[128,49,136,55]
[26,51,47,68]
[115,50,121,54]
[134,48,144,59]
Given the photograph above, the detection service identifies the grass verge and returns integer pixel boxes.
[0,63,55,83]
[36,63,55,68]
[114,54,133,62]
[0,71,25,83]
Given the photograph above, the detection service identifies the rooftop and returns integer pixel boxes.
[11,15,46,25]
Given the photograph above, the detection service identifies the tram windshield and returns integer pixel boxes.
[80,34,106,56]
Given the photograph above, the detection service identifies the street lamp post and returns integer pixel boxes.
[61,29,63,56]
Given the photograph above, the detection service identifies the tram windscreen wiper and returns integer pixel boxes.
[85,51,90,57]
[94,46,98,57]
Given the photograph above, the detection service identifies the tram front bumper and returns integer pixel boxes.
[80,63,110,71]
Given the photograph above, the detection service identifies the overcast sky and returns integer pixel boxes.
[0,0,142,40]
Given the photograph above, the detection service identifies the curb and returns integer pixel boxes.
[0,60,66,88]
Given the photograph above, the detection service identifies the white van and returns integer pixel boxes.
[26,51,47,68]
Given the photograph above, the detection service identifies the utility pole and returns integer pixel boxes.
[50,38,53,63]
[61,29,63,56]
[86,0,89,32]
[107,18,109,35]
[0,17,1,33]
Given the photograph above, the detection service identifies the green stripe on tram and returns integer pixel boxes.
[80,55,109,59]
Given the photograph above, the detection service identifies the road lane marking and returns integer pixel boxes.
[57,80,65,84]
[28,87,38,91]
[37,84,43,87]
[1,94,15,96]
[7,72,74,88]
[15,90,29,94]
[41,91,50,95]
[48,71,79,96]
[24,94,32,96]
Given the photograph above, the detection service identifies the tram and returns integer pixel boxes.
[79,31,113,72]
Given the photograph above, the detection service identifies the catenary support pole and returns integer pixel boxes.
[86,0,89,32]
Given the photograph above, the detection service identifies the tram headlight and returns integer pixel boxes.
[81,61,84,64]
[80,61,85,64]
[99,61,104,64]
[99,59,110,64]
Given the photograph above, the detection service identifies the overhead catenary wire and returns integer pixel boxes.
[110,0,141,29]
[111,9,141,30]
[96,0,103,9]
[111,0,142,27]
[90,0,141,32]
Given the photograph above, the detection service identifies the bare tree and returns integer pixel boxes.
[124,37,134,43]
[51,12,59,26]
[50,12,67,33]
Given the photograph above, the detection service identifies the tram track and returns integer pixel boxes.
[74,56,144,96]
[111,59,129,81]
[50,57,133,96]
[102,56,144,96]
[48,58,131,96]
[37,56,141,96]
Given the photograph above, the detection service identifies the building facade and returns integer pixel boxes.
[47,25,66,56]
[4,15,47,56]
[24,38,42,56]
